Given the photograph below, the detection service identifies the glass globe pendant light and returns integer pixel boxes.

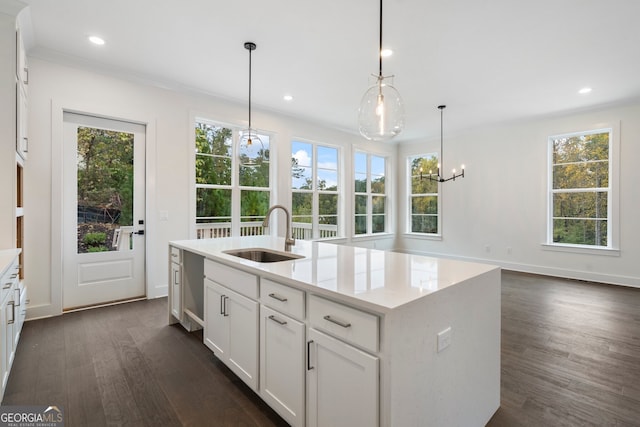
[358,0,405,141]
[239,41,264,167]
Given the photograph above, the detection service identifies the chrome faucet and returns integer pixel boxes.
[262,205,295,252]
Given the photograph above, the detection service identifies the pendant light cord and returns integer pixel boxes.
[248,45,252,129]
[439,105,445,175]
[378,0,383,78]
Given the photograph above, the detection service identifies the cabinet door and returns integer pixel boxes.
[0,299,8,393]
[204,279,228,357]
[16,83,28,160]
[226,288,259,390]
[307,328,379,427]
[260,305,305,427]
[1,297,16,392]
[170,262,182,321]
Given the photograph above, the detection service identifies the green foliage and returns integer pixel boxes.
[195,123,272,224]
[409,155,439,234]
[82,232,107,246]
[77,126,134,225]
[552,131,610,246]
[87,245,109,253]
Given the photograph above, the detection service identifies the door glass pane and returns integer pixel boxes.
[77,126,134,253]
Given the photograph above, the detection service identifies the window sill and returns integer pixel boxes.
[351,233,395,242]
[541,243,620,257]
[402,233,443,241]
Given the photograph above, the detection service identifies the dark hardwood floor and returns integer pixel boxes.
[3,271,640,426]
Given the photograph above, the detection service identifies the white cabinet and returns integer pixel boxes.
[15,26,28,161]
[306,295,380,427]
[16,82,28,160]
[204,275,259,390]
[0,252,21,401]
[169,247,182,322]
[259,304,305,427]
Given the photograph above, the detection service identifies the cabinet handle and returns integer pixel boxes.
[220,294,225,315]
[173,270,179,285]
[15,288,20,307]
[3,283,11,290]
[223,296,229,317]
[307,340,314,370]
[268,293,288,302]
[323,315,352,328]
[23,137,28,153]
[171,253,178,258]
[8,301,15,324]
[24,67,28,85]
[268,315,287,326]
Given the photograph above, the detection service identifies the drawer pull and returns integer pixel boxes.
[307,340,314,370]
[268,293,288,302]
[15,288,20,306]
[8,301,15,324]
[323,315,351,328]
[268,315,287,326]
[3,283,11,290]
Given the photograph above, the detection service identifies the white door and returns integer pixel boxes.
[62,112,146,310]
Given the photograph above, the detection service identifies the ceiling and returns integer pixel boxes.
[19,0,640,142]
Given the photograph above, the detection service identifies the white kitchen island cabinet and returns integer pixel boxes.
[203,259,259,391]
[170,236,501,427]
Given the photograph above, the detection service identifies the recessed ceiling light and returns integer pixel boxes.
[89,36,105,45]
[380,49,393,57]
[578,87,592,94]
[283,95,294,101]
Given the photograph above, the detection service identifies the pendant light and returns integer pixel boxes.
[421,105,465,183]
[239,41,264,167]
[358,0,404,141]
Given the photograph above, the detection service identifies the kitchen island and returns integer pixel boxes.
[169,236,500,427]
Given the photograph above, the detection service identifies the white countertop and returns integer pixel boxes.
[171,236,499,313]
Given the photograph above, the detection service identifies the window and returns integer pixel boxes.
[195,120,271,238]
[548,129,612,248]
[291,141,340,239]
[354,152,388,235]
[408,154,439,234]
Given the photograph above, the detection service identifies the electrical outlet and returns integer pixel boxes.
[437,327,452,353]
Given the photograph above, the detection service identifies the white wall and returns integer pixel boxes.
[396,102,640,287]
[25,57,394,319]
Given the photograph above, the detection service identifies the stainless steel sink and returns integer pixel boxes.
[223,248,304,263]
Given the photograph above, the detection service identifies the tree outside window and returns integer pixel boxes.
[409,154,439,234]
[195,120,271,237]
[549,129,611,247]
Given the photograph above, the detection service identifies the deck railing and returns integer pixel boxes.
[195,222,338,240]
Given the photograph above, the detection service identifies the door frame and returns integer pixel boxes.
[47,99,158,316]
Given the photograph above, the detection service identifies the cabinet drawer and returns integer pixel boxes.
[170,246,181,263]
[205,259,258,300]
[308,295,378,353]
[261,279,304,321]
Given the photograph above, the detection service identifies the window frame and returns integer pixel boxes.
[353,150,390,237]
[194,117,274,238]
[545,126,620,254]
[406,153,441,237]
[290,139,342,240]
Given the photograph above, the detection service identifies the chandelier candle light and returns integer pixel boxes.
[358,0,405,141]
[421,105,465,183]
[239,41,264,167]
